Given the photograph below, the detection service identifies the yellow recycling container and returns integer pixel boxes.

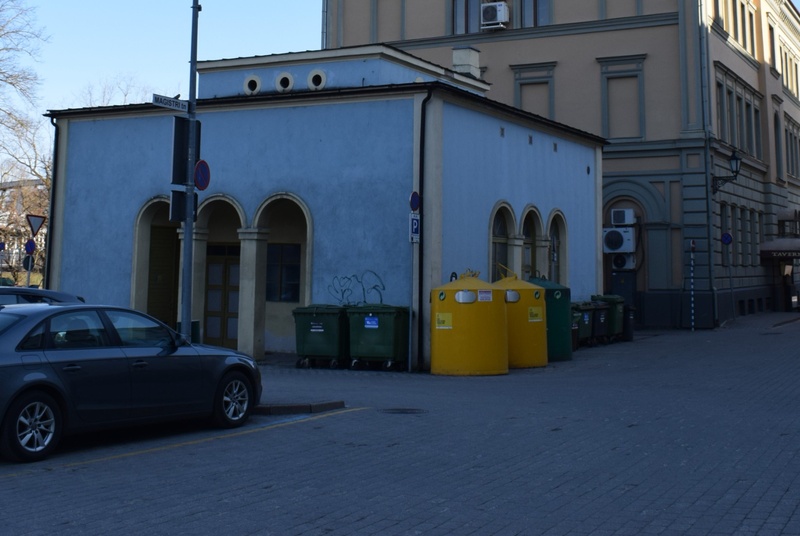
[493,275,548,368]
[431,273,508,375]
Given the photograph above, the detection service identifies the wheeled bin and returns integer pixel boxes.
[591,294,625,341]
[572,301,594,347]
[292,305,348,368]
[591,300,609,344]
[347,305,410,371]
[529,278,572,361]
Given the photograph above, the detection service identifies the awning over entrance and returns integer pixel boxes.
[759,238,800,259]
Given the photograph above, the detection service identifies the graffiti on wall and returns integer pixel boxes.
[328,270,385,305]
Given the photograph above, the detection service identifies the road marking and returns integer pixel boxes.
[0,407,367,477]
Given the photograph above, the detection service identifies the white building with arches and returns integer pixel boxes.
[46,45,604,370]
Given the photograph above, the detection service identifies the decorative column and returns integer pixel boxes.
[237,228,269,359]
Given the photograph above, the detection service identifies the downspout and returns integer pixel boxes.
[321,0,328,49]
[698,0,719,325]
[416,88,433,372]
[45,117,60,289]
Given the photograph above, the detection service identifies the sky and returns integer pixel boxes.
[23,1,800,115]
[27,1,323,113]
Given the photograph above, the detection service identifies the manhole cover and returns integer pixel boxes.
[379,408,428,415]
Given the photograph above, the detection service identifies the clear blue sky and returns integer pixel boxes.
[30,1,323,112]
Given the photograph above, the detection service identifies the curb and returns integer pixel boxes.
[253,400,346,416]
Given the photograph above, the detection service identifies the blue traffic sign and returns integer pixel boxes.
[194,159,210,191]
[721,232,733,245]
[24,239,35,254]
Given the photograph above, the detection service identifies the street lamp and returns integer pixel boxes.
[711,150,742,194]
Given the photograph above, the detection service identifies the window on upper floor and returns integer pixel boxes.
[598,55,645,141]
[452,0,481,35]
[715,67,763,160]
[719,0,755,57]
[520,0,550,28]
[511,62,556,119]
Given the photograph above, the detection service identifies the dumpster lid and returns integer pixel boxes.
[528,277,569,291]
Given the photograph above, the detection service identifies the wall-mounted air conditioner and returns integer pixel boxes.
[481,2,509,29]
[611,253,636,271]
[603,227,636,253]
[611,208,636,226]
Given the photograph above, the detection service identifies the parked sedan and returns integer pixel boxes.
[0,303,262,462]
[0,287,85,305]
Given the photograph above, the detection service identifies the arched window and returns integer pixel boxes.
[548,215,567,284]
[522,215,535,281]
[491,211,509,282]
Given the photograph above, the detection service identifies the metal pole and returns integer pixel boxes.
[181,0,200,340]
[690,240,695,331]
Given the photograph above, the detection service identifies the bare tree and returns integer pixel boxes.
[0,0,44,112]
[0,0,47,282]
[77,74,154,107]
[0,112,49,281]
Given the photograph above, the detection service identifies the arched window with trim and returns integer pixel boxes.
[491,211,509,282]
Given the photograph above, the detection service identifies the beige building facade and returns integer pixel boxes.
[324,0,800,328]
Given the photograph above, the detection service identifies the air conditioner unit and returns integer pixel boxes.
[611,208,636,226]
[603,227,636,253]
[611,253,636,271]
[481,2,509,29]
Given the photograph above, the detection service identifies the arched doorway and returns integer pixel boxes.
[133,198,180,328]
[200,200,244,349]
[256,195,311,353]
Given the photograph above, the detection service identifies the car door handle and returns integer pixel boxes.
[62,365,81,372]
[132,360,149,368]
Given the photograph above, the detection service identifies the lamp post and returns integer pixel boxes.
[711,150,742,194]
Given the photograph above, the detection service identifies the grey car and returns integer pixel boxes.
[0,287,85,304]
[0,303,262,462]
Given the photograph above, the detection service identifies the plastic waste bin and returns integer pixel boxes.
[622,305,636,342]
[431,274,508,375]
[347,305,410,371]
[529,278,572,361]
[571,311,581,351]
[591,300,609,343]
[592,294,625,341]
[572,302,595,347]
[292,305,348,368]
[493,275,547,368]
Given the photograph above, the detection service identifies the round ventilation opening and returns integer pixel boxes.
[243,75,261,96]
[276,72,294,93]
[307,69,327,91]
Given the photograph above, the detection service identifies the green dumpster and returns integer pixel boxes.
[347,305,410,371]
[592,294,625,341]
[529,278,572,361]
[292,305,348,368]
[572,302,594,347]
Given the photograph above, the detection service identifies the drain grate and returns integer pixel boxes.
[379,408,428,415]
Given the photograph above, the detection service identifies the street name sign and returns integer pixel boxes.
[153,94,189,113]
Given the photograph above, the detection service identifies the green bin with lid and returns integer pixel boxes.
[528,278,572,361]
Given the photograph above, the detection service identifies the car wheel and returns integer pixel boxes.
[213,372,253,428]
[1,391,63,463]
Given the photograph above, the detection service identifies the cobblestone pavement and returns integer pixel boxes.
[2,312,800,535]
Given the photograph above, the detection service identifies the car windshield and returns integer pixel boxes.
[0,312,24,335]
